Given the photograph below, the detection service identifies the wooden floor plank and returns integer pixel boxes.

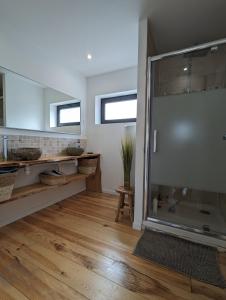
[0,234,149,300]
[0,249,87,300]
[0,275,29,300]
[51,202,140,236]
[34,207,138,251]
[69,193,118,208]
[1,220,192,300]
[191,279,226,300]
[21,214,191,291]
[0,191,225,300]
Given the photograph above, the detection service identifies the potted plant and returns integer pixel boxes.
[121,136,134,189]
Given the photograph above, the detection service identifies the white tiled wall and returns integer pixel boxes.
[0,135,87,159]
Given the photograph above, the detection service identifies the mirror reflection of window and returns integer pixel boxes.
[57,103,81,127]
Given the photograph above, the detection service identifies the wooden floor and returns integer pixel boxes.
[0,191,225,300]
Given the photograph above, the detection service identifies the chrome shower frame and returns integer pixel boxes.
[143,38,226,241]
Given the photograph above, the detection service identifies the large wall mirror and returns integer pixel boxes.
[0,67,81,135]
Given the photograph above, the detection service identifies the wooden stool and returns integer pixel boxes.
[115,186,134,223]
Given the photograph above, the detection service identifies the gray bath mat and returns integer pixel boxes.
[134,229,226,288]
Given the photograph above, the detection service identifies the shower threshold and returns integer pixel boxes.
[146,217,226,242]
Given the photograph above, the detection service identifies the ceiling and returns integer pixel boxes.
[0,0,226,77]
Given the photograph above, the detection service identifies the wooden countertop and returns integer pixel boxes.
[0,153,100,168]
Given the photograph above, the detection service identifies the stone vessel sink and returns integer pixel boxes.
[66,147,84,156]
[8,148,42,161]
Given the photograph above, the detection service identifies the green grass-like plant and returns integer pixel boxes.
[121,136,134,189]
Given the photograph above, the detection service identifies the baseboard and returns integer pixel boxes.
[133,221,142,231]
[102,188,117,195]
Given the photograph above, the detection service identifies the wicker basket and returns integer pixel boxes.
[40,173,67,186]
[0,170,18,202]
[78,158,97,175]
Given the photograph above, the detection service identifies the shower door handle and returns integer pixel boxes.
[153,129,158,153]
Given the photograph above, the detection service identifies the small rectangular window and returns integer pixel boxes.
[57,102,80,127]
[101,94,137,124]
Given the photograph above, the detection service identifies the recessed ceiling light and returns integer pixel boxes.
[87,54,92,60]
[183,67,188,71]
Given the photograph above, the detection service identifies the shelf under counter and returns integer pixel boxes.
[0,153,100,168]
[0,173,88,205]
[0,153,102,205]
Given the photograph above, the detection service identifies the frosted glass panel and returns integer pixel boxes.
[151,88,226,193]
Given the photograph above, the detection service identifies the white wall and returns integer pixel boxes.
[134,19,156,230]
[86,67,137,194]
[133,19,149,230]
[5,72,44,131]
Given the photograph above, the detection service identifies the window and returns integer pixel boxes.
[57,102,80,127]
[101,94,137,124]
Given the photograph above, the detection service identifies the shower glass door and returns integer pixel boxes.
[147,42,226,238]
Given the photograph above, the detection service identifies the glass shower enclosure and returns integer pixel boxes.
[145,40,226,239]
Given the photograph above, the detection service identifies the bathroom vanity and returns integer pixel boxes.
[0,153,101,205]
[0,62,100,228]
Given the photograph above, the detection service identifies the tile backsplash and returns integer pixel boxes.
[0,135,87,159]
